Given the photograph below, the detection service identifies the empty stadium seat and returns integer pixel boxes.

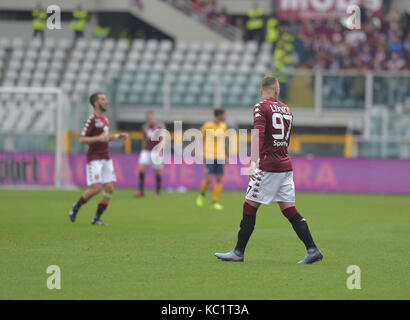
[152,62,166,71]
[22,60,35,71]
[102,39,115,51]
[57,38,71,50]
[0,37,10,49]
[117,39,129,51]
[132,39,145,51]
[75,38,88,51]
[128,93,140,104]
[202,83,215,95]
[159,39,173,52]
[130,82,145,94]
[141,93,156,105]
[175,40,188,52]
[171,94,183,106]
[202,41,215,52]
[11,38,24,48]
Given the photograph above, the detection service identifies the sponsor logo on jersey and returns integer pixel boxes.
[95,120,104,128]
[273,140,289,147]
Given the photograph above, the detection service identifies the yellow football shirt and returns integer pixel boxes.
[201,121,228,160]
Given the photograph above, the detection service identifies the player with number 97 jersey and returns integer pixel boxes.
[214,76,322,265]
[253,94,293,173]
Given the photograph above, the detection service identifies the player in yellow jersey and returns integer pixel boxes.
[196,107,227,210]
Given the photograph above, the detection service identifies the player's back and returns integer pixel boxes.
[254,98,293,172]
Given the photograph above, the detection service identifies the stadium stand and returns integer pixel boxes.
[0,37,273,109]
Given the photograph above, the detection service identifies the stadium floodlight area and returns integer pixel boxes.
[0,87,70,188]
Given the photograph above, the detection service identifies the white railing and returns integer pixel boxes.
[111,69,410,158]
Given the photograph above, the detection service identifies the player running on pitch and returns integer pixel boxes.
[196,107,227,210]
[135,111,166,198]
[215,76,323,264]
[69,92,128,225]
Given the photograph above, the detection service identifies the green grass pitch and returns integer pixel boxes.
[0,189,409,299]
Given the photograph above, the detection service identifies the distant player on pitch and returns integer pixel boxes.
[69,92,128,225]
[196,107,227,210]
[135,111,166,198]
[215,76,323,264]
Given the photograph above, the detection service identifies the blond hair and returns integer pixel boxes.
[261,76,279,94]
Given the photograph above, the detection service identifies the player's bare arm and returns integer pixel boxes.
[247,160,258,181]
[109,133,128,141]
[80,133,109,144]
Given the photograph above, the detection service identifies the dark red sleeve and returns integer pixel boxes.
[251,104,266,162]
[81,116,95,137]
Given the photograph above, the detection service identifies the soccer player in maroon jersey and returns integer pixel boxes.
[215,76,323,264]
[69,92,128,225]
[135,111,166,198]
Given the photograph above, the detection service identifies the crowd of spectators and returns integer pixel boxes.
[166,0,409,72]
[292,5,409,72]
